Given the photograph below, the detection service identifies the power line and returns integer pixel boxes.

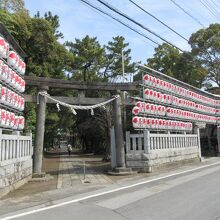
[78,0,160,46]
[209,0,220,11]
[128,0,188,42]
[80,0,156,49]
[200,0,216,17]
[204,0,220,15]
[170,0,205,28]
[215,0,220,8]
[96,0,184,52]
[82,2,160,48]
[200,0,220,19]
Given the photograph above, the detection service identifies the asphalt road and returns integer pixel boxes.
[3,164,220,220]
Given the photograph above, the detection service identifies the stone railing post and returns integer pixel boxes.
[125,131,130,153]
[26,132,33,157]
[144,130,150,153]
[217,126,220,156]
[195,125,202,160]
[0,129,2,161]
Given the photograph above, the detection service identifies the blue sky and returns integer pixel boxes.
[24,0,219,63]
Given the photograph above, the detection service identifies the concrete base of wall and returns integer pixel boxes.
[150,158,200,173]
[0,157,32,198]
[0,175,32,198]
[126,147,200,173]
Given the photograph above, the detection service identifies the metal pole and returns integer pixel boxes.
[83,160,86,180]
[33,86,48,175]
[121,49,125,79]
[121,50,127,132]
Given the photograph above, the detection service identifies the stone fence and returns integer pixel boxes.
[0,130,32,197]
[126,130,201,172]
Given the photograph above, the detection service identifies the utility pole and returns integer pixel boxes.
[122,50,127,132]
[122,50,125,79]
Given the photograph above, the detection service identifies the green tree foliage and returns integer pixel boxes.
[66,35,135,82]
[104,36,135,81]
[146,43,207,87]
[25,18,73,78]
[66,35,106,82]
[0,9,16,33]
[189,23,220,85]
[0,0,25,12]
[0,10,74,78]
[74,108,112,155]
[147,43,181,77]
[174,52,207,87]
[35,11,64,39]
[23,102,36,132]
[11,10,31,47]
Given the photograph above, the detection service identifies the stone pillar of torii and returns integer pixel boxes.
[33,86,48,176]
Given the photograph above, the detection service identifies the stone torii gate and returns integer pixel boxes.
[24,76,139,175]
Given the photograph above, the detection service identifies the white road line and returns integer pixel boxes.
[2,161,220,220]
